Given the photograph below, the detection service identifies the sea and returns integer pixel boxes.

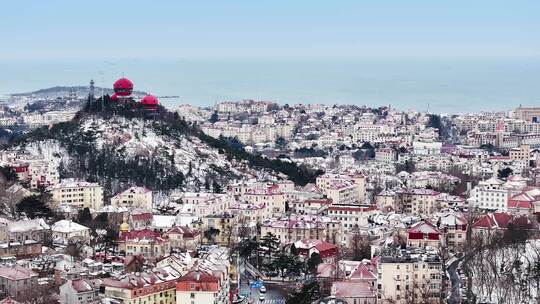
[0,56,538,113]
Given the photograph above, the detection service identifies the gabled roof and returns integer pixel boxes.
[165,226,200,238]
[178,270,219,283]
[349,262,377,281]
[333,281,375,298]
[407,221,440,234]
[120,229,167,244]
[472,212,529,230]
[294,239,337,253]
[70,279,100,293]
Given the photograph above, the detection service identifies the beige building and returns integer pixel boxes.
[111,186,153,210]
[397,189,441,216]
[514,106,540,123]
[509,144,530,168]
[118,228,170,259]
[317,173,366,204]
[50,179,103,211]
[0,265,39,299]
[102,270,180,304]
[377,251,443,303]
[260,215,342,245]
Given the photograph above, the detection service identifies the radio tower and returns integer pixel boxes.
[89,79,95,104]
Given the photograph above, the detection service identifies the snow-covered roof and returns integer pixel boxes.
[8,219,50,233]
[51,220,90,233]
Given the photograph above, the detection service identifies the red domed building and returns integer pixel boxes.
[112,77,134,103]
[113,77,133,96]
[140,94,159,111]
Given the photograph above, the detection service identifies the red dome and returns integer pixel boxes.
[113,77,133,96]
[140,95,159,105]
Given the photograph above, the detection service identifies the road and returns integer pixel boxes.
[447,258,461,304]
[238,275,286,304]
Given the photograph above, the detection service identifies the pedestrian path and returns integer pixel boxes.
[262,299,285,304]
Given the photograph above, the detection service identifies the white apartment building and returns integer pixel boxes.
[50,179,103,210]
[412,141,442,155]
[327,204,378,242]
[111,186,153,210]
[469,177,509,210]
[377,250,443,303]
[375,148,397,163]
[28,160,59,189]
[51,220,91,245]
[172,192,233,217]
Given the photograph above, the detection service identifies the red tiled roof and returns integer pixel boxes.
[333,281,375,298]
[166,226,200,238]
[178,270,219,283]
[120,228,166,244]
[71,279,100,293]
[407,221,440,234]
[349,263,377,281]
[131,213,153,221]
[472,212,535,230]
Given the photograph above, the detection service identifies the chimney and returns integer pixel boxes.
[195,272,200,281]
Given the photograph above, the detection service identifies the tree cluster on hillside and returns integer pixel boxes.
[13,95,322,195]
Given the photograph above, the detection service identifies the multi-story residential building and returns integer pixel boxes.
[377,249,443,303]
[0,218,8,242]
[243,184,287,217]
[327,204,378,232]
[0,240,42,259]
[294,239,339,263]
[406,221,442,248]
[176,270,229,304]
[332,281,377,304]
[509,144,530,168]
[260,215,341,245]
[412,140,442,155]
[111,186,153,210]
[28,159,59,189]
[0,265,39,299]
[375,190,398,212]
[7,219,50,243]
[51,220,91,245]
[102,269,181,304]
[396,189,441,216]
[118,228,170,259]
[434,212,467,247]
[198,213,239,245]
[172,192,232,217]
[469,177,509,210]
[375,148,397,163]
[514,106,540,123]
[163,226,200,250]
[317,173,366,204]
[290,198,332,215]
[50,179,103,210]
[59,279,100,304]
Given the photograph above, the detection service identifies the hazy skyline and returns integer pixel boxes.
[1,0,539,60]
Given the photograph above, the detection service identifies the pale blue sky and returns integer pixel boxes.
[1,0,539,60]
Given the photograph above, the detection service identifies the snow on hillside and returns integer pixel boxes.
[11,115,276,193]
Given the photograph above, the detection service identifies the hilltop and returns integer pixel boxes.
[10,96,321,196]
